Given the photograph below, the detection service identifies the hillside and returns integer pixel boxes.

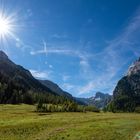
[110,58,140,112]
[40,80,73,99]
[0,51,71,104]
[39,80,88,105]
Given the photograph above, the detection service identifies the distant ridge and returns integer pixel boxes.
[40,80,73,99]
[75,92,112,108]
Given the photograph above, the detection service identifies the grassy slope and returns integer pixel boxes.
[0,104,140,140]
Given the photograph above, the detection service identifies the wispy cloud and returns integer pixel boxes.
[62,83,75,91]
[29,7,140,96]
[27,9,33,17]
[51,33,68,39]
[104,8,140,56]
[77,7,140,95]
[62,75,70,82]
[30,69,52,80]
[30,40,92,70]
[30,41,86,57]
[49,65,53,69]
[78,81,94,95]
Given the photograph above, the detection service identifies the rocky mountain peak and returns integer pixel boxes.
[112,57,140,112]
[127,58,140,76]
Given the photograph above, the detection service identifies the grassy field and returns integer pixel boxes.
[0,104,140,140]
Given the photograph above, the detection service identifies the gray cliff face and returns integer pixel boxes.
[127,58,140,76]
[88,92,112,108]
[113,58,140,111]
[75,92,112,108]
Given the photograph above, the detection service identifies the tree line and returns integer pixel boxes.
[36,100,100,113]
[0,81,71,105]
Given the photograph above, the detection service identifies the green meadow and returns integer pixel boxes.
[0,104,140,140]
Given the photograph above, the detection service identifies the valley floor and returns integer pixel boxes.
[0,104,140,140]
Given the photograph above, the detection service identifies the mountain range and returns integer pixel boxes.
[39,80,112,108]
[0,50,140,111]
[39,80,73,99]
[0,50,112,108]
[75,92,112,108]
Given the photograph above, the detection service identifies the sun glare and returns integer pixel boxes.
[0,13,15,40]
[0,10,18,50]
[0,16,12,37]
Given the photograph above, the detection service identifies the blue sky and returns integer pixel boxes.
[1,0,140,97]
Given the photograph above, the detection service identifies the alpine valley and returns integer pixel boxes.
[0,50,140,112]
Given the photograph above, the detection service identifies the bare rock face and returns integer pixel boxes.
[112,57,140,112]
[88,92,112,109]
[127,58,140,76]
[75,92,112,108]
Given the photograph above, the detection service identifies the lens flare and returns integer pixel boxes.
[0,11,16,43]
[0,16,11,35]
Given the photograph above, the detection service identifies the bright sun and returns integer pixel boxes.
[0,11,17,50]
[0,16,12,37]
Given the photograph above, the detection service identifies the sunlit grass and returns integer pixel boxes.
[0,104,140,140]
